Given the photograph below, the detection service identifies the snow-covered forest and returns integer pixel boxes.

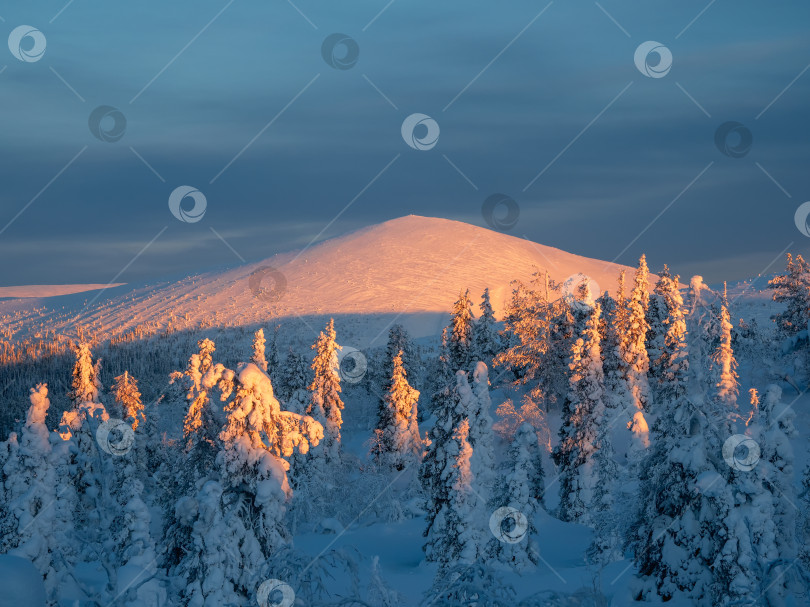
[2,252,810,606]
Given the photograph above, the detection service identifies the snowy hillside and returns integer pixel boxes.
[0,216,658,345]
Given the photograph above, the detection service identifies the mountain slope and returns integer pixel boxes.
[0,216,655,344]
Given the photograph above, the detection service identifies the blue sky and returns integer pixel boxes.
[1,0,808,286]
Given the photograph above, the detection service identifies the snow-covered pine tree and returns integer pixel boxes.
[308,318,344,462]
[376,350,421,470]
[448,289,475,372]
[488,422,543,570]
[275,348,310,403]
[552,303,619,562]
[251,327,268,373]
[111,370,144,430]
[471,287,501,368]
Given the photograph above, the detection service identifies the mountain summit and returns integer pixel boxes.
[0,215,651,342]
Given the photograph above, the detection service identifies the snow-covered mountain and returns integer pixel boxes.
[0,215,657,344]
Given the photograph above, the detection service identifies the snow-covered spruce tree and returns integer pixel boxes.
[448,289,475,372]
[488,422,543,570]
[802,463,810,575]
[0,384,63,598]
[468,362,496,499]
[623,255,652,452]
[495,272,557,409]
[376,350,422,470]
[711,304,739,420]
[167,363,322,605]
[647,265,681,398]
[307,318,344,462]
[749,384,799,605]
[426,326,454,416]
[630,397,727,602]
[69,341,101,407]
[471,287,502,368]
[111,370,144,430]
[268,324,281,377]
[553,303,620,562]
[275,347,310,403]
[686,276,722,396]
[767,253,810,339]
[60,359,164,606]
[630,291,723,602]
[422,416,481,569]
[597,287,632,416]
[251,327,268,373]
[383,324,420,391]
